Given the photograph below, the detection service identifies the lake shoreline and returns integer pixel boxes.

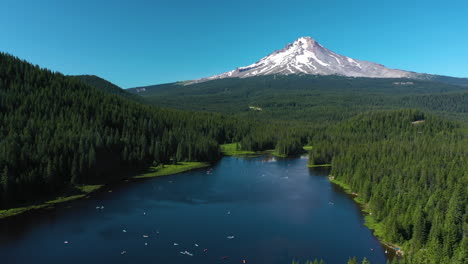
[328,177,404,258]
[307,163,332,168]
[1,154,399,262]
[0,162,210,220]
[220,143,311,158]
[1,154,390,264]
[0,144,303,220]
[220,143,282,157]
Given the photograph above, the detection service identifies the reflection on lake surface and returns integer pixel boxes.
[0,156,388,264]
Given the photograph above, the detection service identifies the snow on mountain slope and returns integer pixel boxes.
[191,37,414,83]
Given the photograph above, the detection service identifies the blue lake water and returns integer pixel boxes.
[0,156,389,263]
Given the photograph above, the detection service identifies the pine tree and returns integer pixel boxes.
[443,184,464,258]
[176,143,183,163]
[70,156,79,184]
[88,147,96,168]
[45,160,53,185]
[1,166,9,197]
[412,208,427,250]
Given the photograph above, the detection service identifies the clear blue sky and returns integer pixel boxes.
[1,0,467,88]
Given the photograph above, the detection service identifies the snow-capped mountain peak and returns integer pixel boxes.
[192,37,412,83]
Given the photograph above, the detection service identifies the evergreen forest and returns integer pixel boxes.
[1,53,467,263]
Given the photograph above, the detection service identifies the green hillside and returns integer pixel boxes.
[309,110,468,263]
[71,75,145,103]
[0,53,256,208]
[128,75,468,122]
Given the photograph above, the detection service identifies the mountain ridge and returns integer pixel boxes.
[179,36,467,86]
[127,74,468,123]
[190,36,414,83]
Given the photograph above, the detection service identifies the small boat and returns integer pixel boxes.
[121,251,126,255]
[64,241,69,244]
[173,243,179,246]
[194,243,199,247]
[143,235,149,238]
[203,248,208,252]
[243,260,247,264]
[227,236,235,239]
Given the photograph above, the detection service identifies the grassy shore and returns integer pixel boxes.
[329,177,403,254]
[304,146,332,168]
[220,143,276,157]
[221,143,312,158]
[0,162,209,219]
[134,162,210,179]
[307,163,332,168]
[0,185,103,219]
[303,146,313,151]
[271,150,287,158]
[220,143,257,156]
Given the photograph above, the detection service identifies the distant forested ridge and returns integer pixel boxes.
[309,110,468,264]
[128,75,468,122]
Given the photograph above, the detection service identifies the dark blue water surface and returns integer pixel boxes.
[0,156,389,264]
